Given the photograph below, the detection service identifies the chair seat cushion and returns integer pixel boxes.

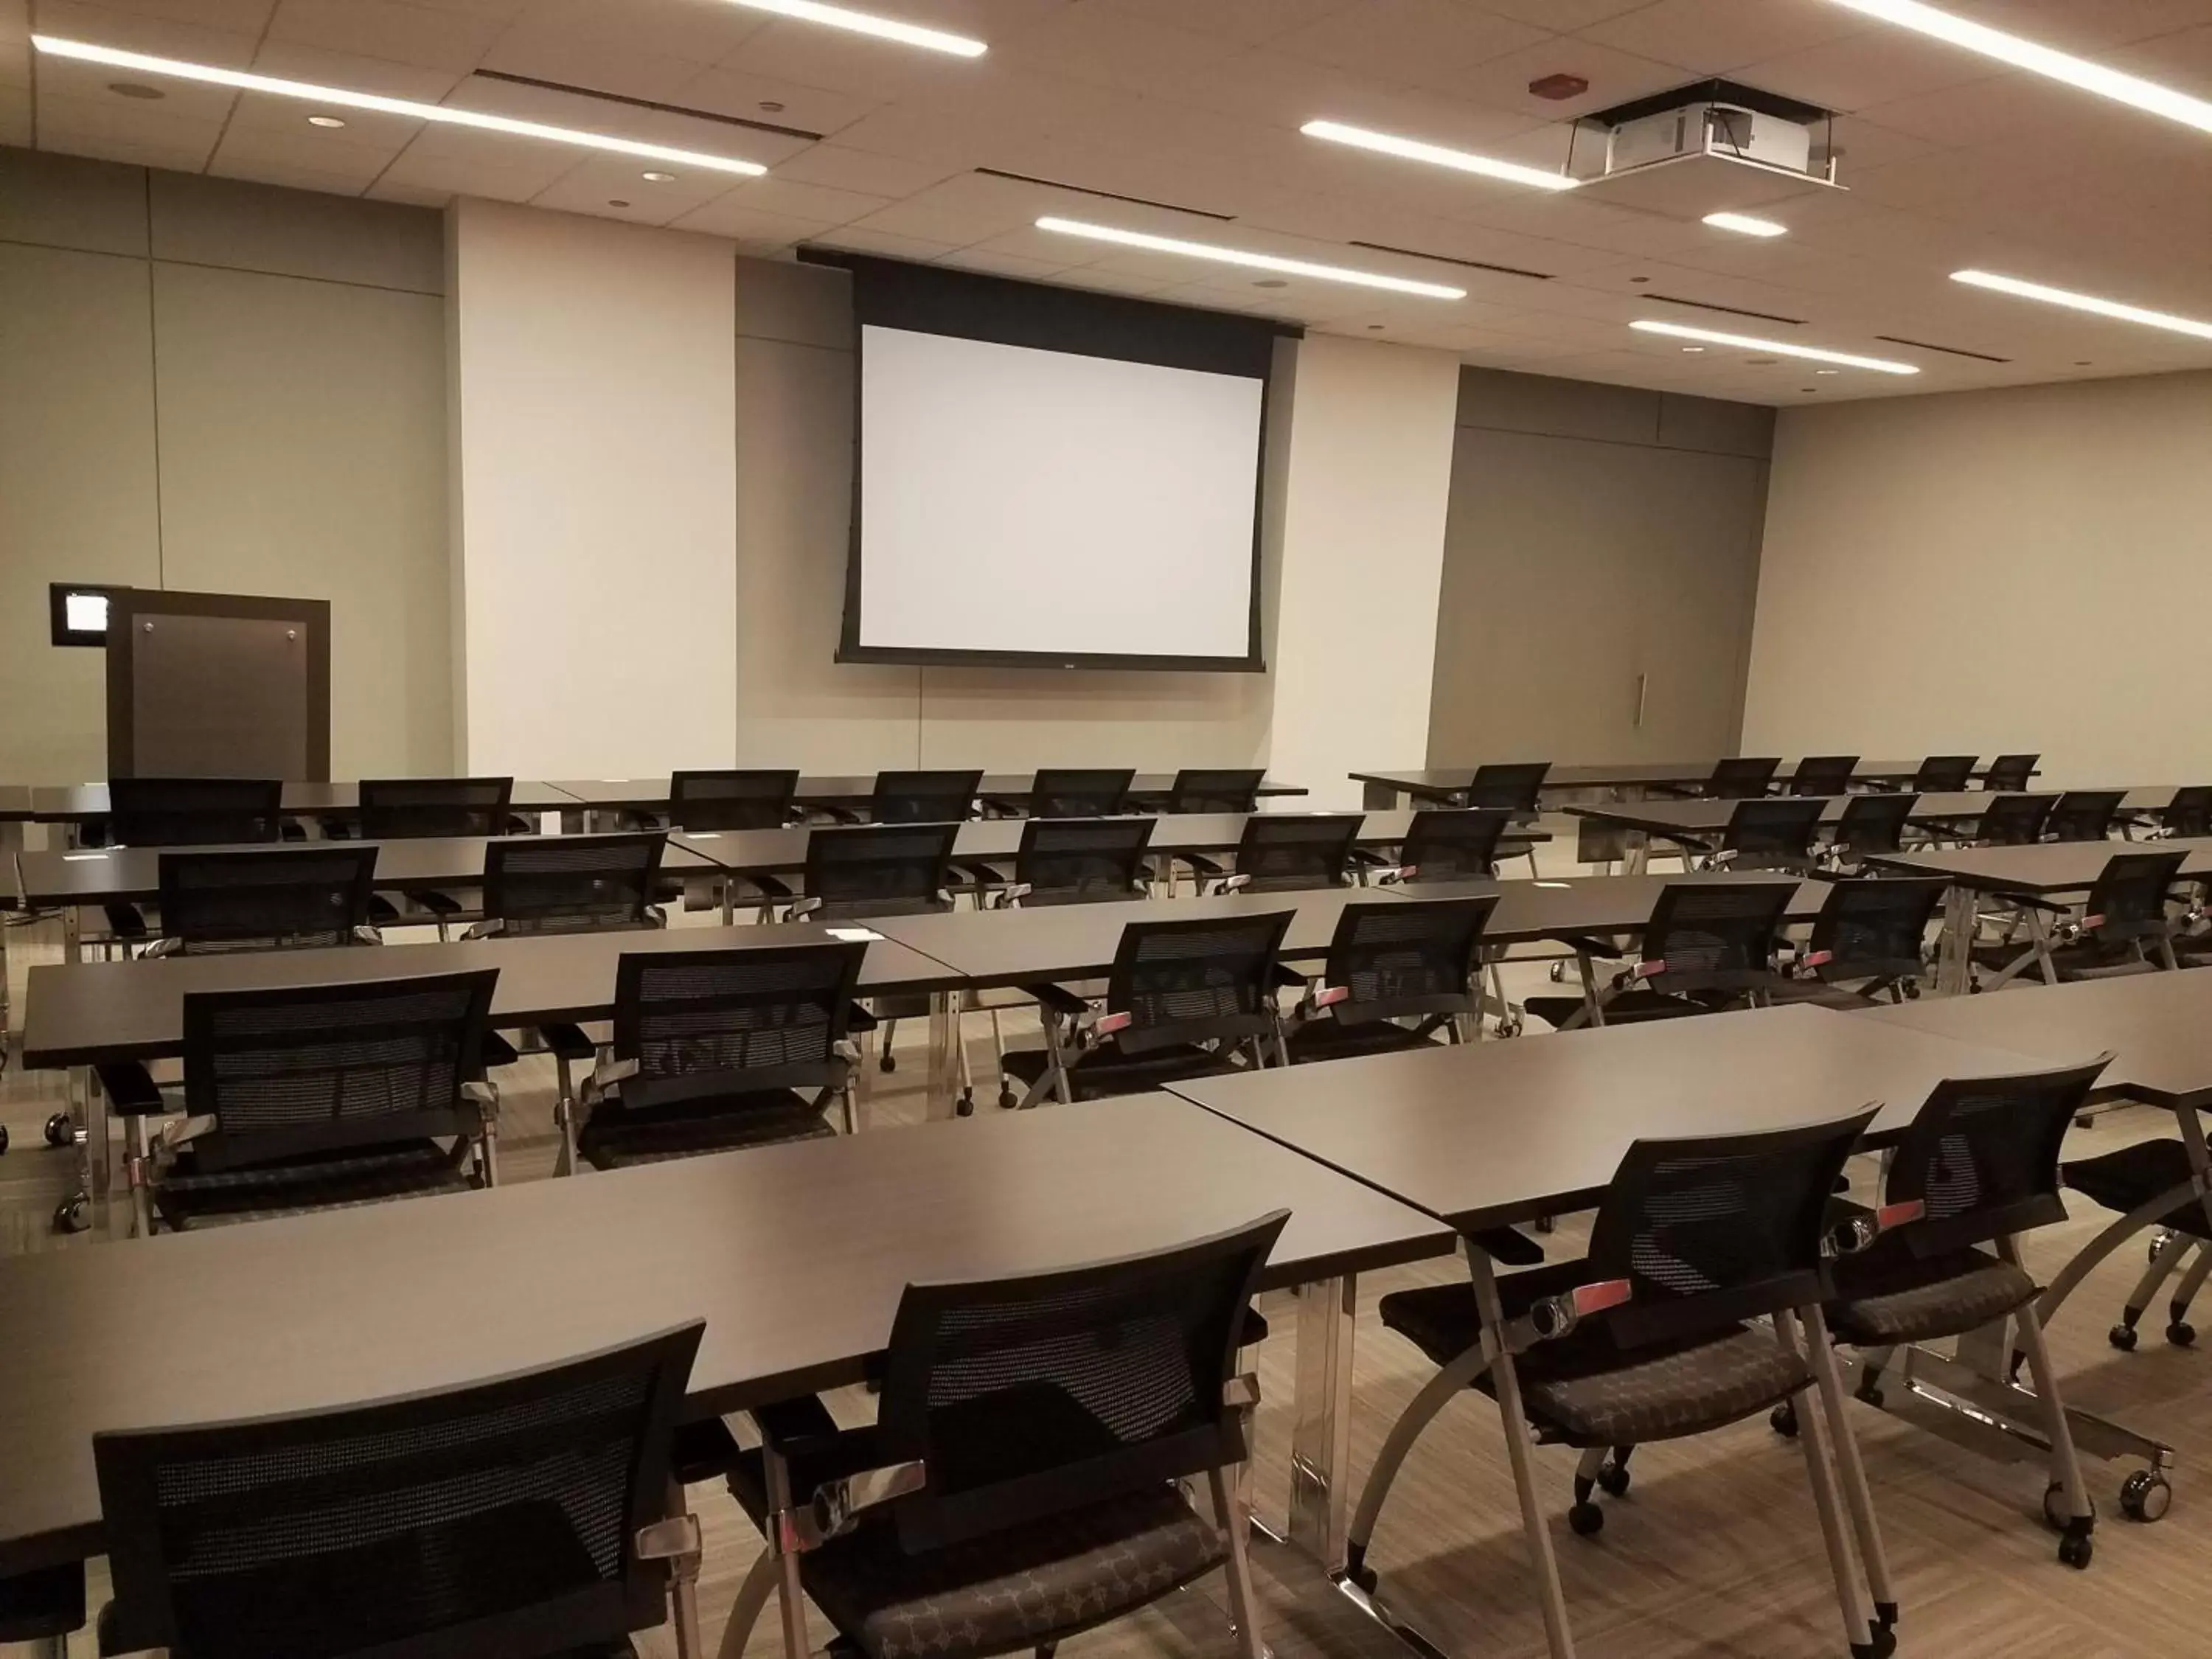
[2065,1138,2211,1236]
[799,1485,1225,1659]
[579,1091,834,1169]
[155,1139,475,1230]
[1001,1041,1246,1102]
[1825,1245,2038,1346]
[1286,1018,1447,1062]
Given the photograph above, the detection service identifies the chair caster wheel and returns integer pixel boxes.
[1567,1502,1603,1537]
[2110,1323,2140,1352]
[2058,1534,2093,1569]
[1852,1627,1898,1659]
[2120,1470,2171,1523]
[1343,1551,1378,1596]
[1534,1214,1555,1234]
[2167,1320,2196,1347]
[52,1192,89,1234]
[1770,1402,1800,1439]
[878,1053,897,1074]
[955,1093,974,1118]
[44,1112,74,1147]
[1548,961,1567,982]
[998,1088,1018,1110]
[0,1123,8,1155]
[1854,1382,1885,1409]
[2042,1483,2095,1531]
[1495,1017,1523,1039]
[1596,1461,1631,1498]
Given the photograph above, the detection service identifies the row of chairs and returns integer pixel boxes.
[1668,752,2043,799]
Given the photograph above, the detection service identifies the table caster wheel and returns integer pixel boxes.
[1596,1460,1631,1498]
[44,1112,74,1147]
[2120,1470,2171,1523]
[1770,1402,1799,1439]
[878,1052,896,1074]
[1854,1380,1885,1409]
[2110,1323,2139,1352]
[1548,961,1568,983]
[2042,1483,2094,1531]
[2058,1533,2093,1569]
[2167,1320,2196,1348]
[955,1093,973,1118]
[53,1192,89,1234]
[997,1087,1018,1110]
[0,1124,8,1155]
[1567,1502,1603,1537]
[1495,1017,1523,1038]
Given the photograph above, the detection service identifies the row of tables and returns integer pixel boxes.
[1349,757,2020,808]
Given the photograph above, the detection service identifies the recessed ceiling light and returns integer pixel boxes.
[1703,210,1787,237]
[759,100,785,112]
[1630,319,1920,374]
[1366,323,1385,330]
[721,0,986,57]
[1253,278,1287,288]
[1301,119,1580,192]
[1035,217,1466,299]
[608,198,631,207]
[107,80,164,99]
[641,170,675,182]
[1826,0,2212,136]
[1951,269,2212,341]
[1815,368,1840,375]
[306,113,346,128]
[34,35,768,173]
[1681,346,1705,352]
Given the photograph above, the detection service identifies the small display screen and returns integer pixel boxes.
[50,583,123,647]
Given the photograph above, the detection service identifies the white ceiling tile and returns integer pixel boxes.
[1447,36,1697,122]
[717,174,888,223]
[0,85,31,145]
[209,116,409,181]
[768,141,961,196]
[1735,34,2008,111]
[808,224,961,260]
[1091,0,1359,49]
[1478,0,1654,28]
[1947,0,2212,49]
[32,0,261,66]
[666,63,883,136]
[36,86,224,168]
[51,0,276,32]
[205,150,390,195]
[1578,0,1868,72]
[245,41,462,100]
[989,6,1241,101]
[1271,0,1551,91]
[934,246,1076,279]
[32,49,241,123]
[661,193,830,244]
[267,0,507,74]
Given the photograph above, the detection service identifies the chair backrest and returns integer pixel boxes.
[1983,754,2040,793]
[358,777,514,840]
[877,1214,1285,1553]
[2047,789,2124,844]
[2084,849,2187,945]
[108,777,283,847]
[1641,880,1793,992]
[1788,755,1860,797]
[94,1321,702,1659]
[1978,793,2054,846]
[1230,813,1362,892]
[1912,755,1978,792]
[1834,792,1916,859]
[1882,1057,2112,1256]
[1721,797,1824,861]
[1806,877,1945,987]
[1167,768,1265,814]
[1462,763,1549,812]
[668,769,799,832]
[1398,807,1512,883]
[180,969,499,1170]
[611,942,864,1108]
[1705,757,1781,799]
[159,846,378,953]
[1320,897,1495,1026]
[1012,817,1155,904]
[870,770,981,824]
[1585,1110,1874,1348]
[804,824,959,919]
[1027,768,1135,819]
[2158,786,2212,839]
[482,833,664,936]
[1105,910,1293,1054]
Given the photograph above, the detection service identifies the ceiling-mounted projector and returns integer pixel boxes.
[1565,79,1844,216]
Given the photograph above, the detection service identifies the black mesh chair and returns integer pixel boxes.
[1712,797,1825,873]
[358,777,516,930]
[1829,792,1918,870]
[668,768,800,830]
[710,1218,1283,1659]
[2153,786,2212,839]
[479,833,667,937]
[1461,762,1550,811]
[868,770,981,825]
[1789,755,1860,796]
[1375,807,1512,884]
[91,969,501,1231]
[2066,1068,2212,1360]
[992,817,1156,907]
[1912,756,1978,793]
[106,776,284,846]
[1167,768,1265,814]
[153,846,378,954]
[1361,1113,1890,1656]
[1768,879,1945,1008]
[94,1321,708,1659]
[1198,813,1362,894]
[1807,1058,2114,1568]
[1002,911,1293,1107]
[1026,768,1135,818]
[1976,849,2187,988]
[1983,754,2041,793]
[1525,880,1795,1032]
[1978,793,2055,846]
[1283,897,1495,1062]
[1680,757,1780,799]
[568,942,866,1173]
[792,824,961,1080]
[2047,789,2125,844]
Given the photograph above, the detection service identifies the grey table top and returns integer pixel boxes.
[1365,872,1831,944]
[1169,1003,2046,1233]
[1349,760,1992,797]
[27,782,577,823]
[549,774,1309,811]
[0,1093,1453,1574]
[1865,838,2212,897]
[1565,789,2183,841]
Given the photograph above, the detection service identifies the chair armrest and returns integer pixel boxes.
[93,1060,166,1115]
[1825,1199,1925,1257]
[1502,1278,1632,1351]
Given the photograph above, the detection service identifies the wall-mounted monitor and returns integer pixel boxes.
[50,582,127,647]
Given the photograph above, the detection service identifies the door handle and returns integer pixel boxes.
[1634,672,1648,729]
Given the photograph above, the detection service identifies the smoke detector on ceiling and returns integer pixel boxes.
[1565,79,1844,217]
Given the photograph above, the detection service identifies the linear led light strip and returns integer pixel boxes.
[1826,0,2212,136]
[1952,271,2212,341]
[1300,119,1578,192]
[32,35,768,173]
[1630,319,1919,375]
[724,0,984,57]
[1036,217,1466,299]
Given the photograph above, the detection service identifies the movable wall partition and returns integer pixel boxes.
[106,589,330,780]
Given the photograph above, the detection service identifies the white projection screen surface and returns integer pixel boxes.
[853,324,1267,667]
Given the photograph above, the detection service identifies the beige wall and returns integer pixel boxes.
[1743,373,2212,787]
[0,148,449,781]
[1429,369,1772,766]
